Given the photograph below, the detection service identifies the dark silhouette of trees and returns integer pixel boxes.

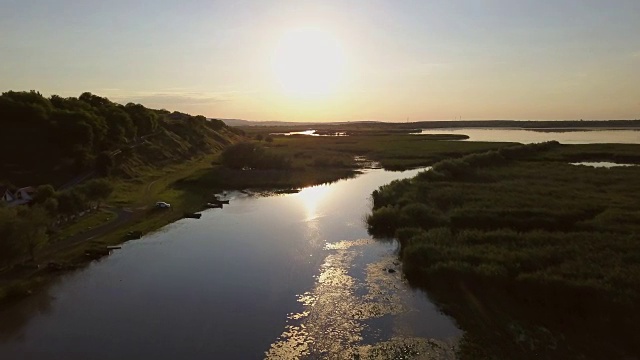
[80,179,113,209]
[124,103,158,135]
[221,142,264,169]
[0,205,51,265]
[1,89,239,185]
[95,152,114,176]
[221,142,291,170]
[33,185,56,204]
[56,190,86,219]
[15,206,49,261]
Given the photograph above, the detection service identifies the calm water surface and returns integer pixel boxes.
[570,161,638,168]
[419,128,640,144]
[0,168,460,359]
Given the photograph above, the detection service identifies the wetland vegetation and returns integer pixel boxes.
[367,141,640,359]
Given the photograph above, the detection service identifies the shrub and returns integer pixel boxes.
[367,206,401,236]
[399,203,445,229]
[220,142,291,170]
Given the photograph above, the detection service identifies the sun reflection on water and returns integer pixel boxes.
[296,185,332,222]
[266,239,459,359]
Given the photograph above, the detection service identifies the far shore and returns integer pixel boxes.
[417,126,640,131]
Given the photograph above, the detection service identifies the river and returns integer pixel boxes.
[3,129,635,359]
[0,168,460,359]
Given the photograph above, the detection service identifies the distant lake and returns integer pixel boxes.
[571,161,638,168]
[418,128,640,144]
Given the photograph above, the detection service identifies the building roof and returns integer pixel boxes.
[15,186,35,193]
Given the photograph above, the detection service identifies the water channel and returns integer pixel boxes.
[0,168,460,359]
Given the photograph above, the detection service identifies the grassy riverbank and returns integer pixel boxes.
[367,141,640,359]
[0,153,221,303]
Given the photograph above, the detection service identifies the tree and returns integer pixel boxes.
[96,151,114,176]
[56,189,86,219]
[42,197,59,216]
[220,142,265,169]
[0,207,20,266]
[220,142,291,170]
[15,206,50,261]
[71,146,93,171]
[125,103,158,136]
[80,179,113,209]
[79,92,111,109]
[208,118,226,130]
[33,184,56,204]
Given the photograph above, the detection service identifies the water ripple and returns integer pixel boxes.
[266,239,459,359]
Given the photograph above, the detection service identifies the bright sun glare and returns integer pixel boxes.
[272,28,346,98]
[297,184,332,221]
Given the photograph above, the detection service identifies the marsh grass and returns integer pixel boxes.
[367,141,640,358]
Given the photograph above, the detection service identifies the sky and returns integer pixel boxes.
[1,0,639,122]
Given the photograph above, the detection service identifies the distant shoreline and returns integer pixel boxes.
[226,118,640,128]
[419,126,640,131]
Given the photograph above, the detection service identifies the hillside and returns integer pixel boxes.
[0,91,245,187]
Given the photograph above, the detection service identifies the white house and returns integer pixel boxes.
[13,187,36,205]
[0,186,36,206]
[1,186,15,203]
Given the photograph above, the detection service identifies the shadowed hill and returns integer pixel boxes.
[0,90,245,186]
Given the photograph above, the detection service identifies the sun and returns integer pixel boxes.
[272,28,346,98]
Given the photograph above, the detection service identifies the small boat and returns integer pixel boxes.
[205,202,223,208]
[125,230,143,239]
[210,197,230,205]
[183,212,202,219]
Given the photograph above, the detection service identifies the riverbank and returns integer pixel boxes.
[367,141,640,358]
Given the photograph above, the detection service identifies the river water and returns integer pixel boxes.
[0,168,460,359]
[418,128,640,144]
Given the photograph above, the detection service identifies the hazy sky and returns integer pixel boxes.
[2,0,639,121]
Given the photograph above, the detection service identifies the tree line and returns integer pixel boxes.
[0,90,236,186]
[0,179,113,267]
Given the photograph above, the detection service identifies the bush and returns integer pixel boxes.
[431,158,474,180]
[366,206,401,236]
[95,151,114,176]
[220,142,291,170]
[399,203,445,229]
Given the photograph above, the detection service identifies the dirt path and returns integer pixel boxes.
[41,207,136,257]
[50,176,161,255]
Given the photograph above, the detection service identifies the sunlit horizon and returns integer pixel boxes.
[2,1,639,122]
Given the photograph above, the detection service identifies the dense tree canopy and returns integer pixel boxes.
[0,89,244,268]
[0,90,239,186]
